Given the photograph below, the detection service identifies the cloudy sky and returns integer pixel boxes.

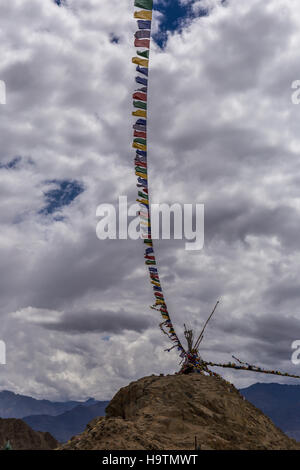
[0,0,300,401]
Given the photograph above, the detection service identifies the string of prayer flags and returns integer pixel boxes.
[132,0,186,360]
[206,361,300,379]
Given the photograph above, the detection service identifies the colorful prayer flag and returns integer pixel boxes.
[134,0,153,10]
[135,38,150,48]
[136,76,148,86]
[132,57,149,68]
[137,50,149,59]
[134,137,147,145]
[135,30,151,40]
[133,124,147,131]
[133,142,147,151]
[133,100,147,110]
[134,131,147,139]
[134,10,152,20]
[136,86,148,93]
[137,20,151,30]
[132,110,147,118]
[136,65,148,76]
[133,92,147,101]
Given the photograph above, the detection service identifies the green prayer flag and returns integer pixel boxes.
[133,100,147,110]
[134,138,147,145]
[134,0,153,11]
[135,166,147,174]
[137,50,149,59]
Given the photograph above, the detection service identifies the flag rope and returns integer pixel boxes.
[132,0,186,358]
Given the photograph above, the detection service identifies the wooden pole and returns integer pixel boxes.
[194,301,219,351]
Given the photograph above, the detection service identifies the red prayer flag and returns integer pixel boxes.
[134,130,147,139]
[135,38,150,48]
[135,160,147,168]
[133,92,147,101]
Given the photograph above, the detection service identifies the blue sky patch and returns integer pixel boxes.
[0,156,22,170]
[153,0,193,47]
[110,34,120,44]
[40,179,84,215]
[153,0,208,47]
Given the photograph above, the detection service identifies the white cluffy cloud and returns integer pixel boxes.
[0,0,299,400]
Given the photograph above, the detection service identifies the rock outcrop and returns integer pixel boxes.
[0,418,58,450]
[60,374,300,450]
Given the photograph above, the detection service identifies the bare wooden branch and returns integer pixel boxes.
[194,300,220,351]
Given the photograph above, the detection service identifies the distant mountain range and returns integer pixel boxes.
[240,383,300,441]
[0,390,109,442]
[0,390,98,418]
[23,402,109,443]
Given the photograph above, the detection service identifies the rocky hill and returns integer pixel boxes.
[60,374,300,450]
[0,418,58,449]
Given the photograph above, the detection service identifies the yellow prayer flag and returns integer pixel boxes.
[132,110,147,118]
[135,171,148,179]
[132,57,149,68]
[134,10,152,20]
[133,142,147,151]
[137,198,149,205]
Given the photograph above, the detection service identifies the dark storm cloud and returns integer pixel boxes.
[265,281,300,307]
[205,200,300,249]
[39,308,152,334]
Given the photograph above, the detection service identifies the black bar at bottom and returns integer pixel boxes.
[0,450,298,466]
